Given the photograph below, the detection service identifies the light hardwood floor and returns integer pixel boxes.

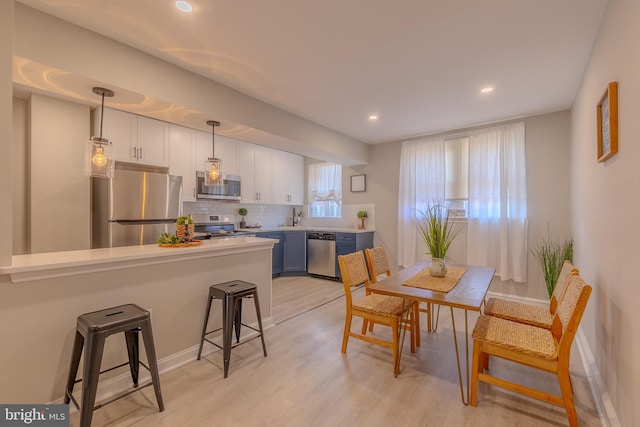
[70,276,602,426]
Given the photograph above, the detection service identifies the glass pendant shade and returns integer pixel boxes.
[204,157,223,186]
[86,136,114,178]
[204,120,223,186]
[88,87,115,178]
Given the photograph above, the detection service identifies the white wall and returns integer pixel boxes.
[0,1,13,265]
[29,94,90,253]
[348,111,572,300]
[12,98,28,255]
[571,0,640,424]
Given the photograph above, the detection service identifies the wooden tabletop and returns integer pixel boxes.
[368,261,495,311]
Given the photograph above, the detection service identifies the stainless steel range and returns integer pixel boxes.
[191,214,255,239]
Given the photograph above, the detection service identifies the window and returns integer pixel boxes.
[444,137,469,217]
[308,162,342,218]
[398,122,527,282]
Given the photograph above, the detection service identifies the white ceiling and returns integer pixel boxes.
[16,0,608,144]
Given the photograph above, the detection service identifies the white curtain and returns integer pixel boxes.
[308,162,341,203]
[467,122,528,282]
[398,136,445,267]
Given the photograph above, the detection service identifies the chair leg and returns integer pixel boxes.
[64,331,84,404]
[392,317,400,377]
[361,319,369,335]
[251,291,268,357]
[470,340,482,407]
[140,321,165,412]
[413,301,420,347]
[197,295,214,360]
[124,329,140,387]
[558,365,578,427]
[342,314,353,353]
[80,333,106,427]
[408,306,415,353]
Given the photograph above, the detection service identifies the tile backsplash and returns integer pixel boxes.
[183,201,375,230]
[183,201,303,228]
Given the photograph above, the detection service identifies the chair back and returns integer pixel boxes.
[338,251,371,307]
[365,246,391,283]
[550,260,578,313]
[551,273,591,358]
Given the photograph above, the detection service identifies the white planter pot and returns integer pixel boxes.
[429,257,447,277]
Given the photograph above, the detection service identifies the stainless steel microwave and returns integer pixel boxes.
[196,171,241,201]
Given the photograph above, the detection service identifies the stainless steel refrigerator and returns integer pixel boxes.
[92,164,183,248]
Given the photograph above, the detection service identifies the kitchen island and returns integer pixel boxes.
[0,237,277,404]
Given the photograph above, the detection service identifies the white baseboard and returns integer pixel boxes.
[575,329,621,427]
[54,316,275,411]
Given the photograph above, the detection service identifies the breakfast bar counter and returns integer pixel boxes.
[0,237,277,404]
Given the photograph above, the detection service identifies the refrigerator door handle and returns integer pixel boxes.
[111,219,178,225]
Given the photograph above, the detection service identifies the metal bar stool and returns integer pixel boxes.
[197,280,267,378]
[64,304,164,427]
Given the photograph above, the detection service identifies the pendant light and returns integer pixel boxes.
[87,87,115,178]
[204,120,224,186]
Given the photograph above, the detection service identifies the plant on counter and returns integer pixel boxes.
[531,234,573,298]
[157,232,180,245]
[416,204,462,277]
[357,210,368,219]
[238,207,248,228]
[176,215,195,242]
[176,215,194,225]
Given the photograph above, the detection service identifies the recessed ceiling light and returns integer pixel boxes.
[368,114,378,121]
[480,87,494,94]
[176,1,193,12]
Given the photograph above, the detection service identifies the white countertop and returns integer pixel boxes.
[0,237,277,284]
[238,226,375,233]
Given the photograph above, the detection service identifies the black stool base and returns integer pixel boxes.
[197,280,267,378]
[64,304,164,427]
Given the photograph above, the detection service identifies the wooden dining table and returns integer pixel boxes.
[368,261,495,405]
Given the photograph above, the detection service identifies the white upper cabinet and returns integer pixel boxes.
[273,150,304,205]
[94,108,137,163]
[195,131,239,176]
[136,116,170,167]
[169,124,196,202]
[93,108,169,167]
[239,142,273,204]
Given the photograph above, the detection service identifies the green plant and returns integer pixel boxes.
[416,204,462,259]
[176,215,193,225]
[357,210,368,218]
[238,207,248,219]
[157,232,180,244]
[531,235,573,298]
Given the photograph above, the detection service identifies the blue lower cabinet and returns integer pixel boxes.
[283,231,307,274]
[256,231,284,275]
[335,232,374,279]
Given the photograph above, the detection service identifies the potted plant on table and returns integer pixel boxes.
[238,207,248,229]
[416,204,462,277]
[176,215,194,242]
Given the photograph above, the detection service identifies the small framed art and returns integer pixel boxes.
[350,174,366,192]
[597,81,618,162]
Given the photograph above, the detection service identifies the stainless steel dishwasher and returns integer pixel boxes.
[307,231,337,278]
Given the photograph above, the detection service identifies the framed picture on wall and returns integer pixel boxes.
[350,174,366,192]
[597,81,618,162]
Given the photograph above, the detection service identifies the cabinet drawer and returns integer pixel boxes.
[336,233,356,243]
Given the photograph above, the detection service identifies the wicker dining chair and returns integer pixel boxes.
[484,260,578,329]
[470,272,592,427]
[365,246,422,344]
[338,250,415,376]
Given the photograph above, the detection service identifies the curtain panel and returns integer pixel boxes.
[397,136,445,267]
[467,122,528,282]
